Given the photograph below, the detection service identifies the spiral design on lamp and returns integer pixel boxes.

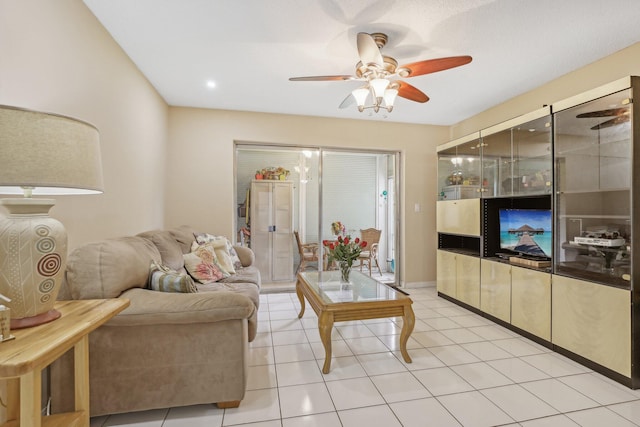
[36,237,56,253]
[39,278,56,293]
[37,253,62,277]
[35,224,51,237]
[40,293,52,304]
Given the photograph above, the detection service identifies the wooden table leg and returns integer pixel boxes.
[318,311,334,374]
[295,279,305,318]
[399,304,415,363]
[21,369,41,427]
[0,378,19,424]
[75,335,90,425]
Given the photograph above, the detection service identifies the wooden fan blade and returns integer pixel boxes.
[357,32,383,67]
[591,115,630,130]
[338,94,355,109]
[289,75,357,81]
[399,55,472,77]
[577,108,628,118]
[397,81,429,103]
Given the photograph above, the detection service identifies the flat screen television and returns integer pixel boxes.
[498,208,552,258]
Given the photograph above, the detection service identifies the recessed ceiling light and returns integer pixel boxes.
[206,80,216,89]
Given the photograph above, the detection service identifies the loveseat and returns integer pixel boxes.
[50,225,260,416]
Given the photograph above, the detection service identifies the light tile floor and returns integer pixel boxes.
[90,287,640,427]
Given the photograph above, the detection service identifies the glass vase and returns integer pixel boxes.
[339,261,351,283]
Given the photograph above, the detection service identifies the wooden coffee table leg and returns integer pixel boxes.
[399,305,415,363]
[295,279,305,318]
[318,311,334,373]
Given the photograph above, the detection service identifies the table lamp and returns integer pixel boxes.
[0,105,103,329]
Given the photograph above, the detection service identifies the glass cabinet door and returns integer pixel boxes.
[554,88,632,288]
[437,133,482,200]
[481,109,552,198]
[511,116,552,196]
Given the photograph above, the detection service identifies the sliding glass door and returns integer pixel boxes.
[235,144,399,285]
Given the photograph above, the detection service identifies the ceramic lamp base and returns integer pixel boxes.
[0,198,67,329]
[10,308,61,329]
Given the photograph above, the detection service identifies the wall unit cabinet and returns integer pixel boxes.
[250,180,294,282]
[479,259,551,340]
[480,259,511,323]
[436,250,457,298]
[511,266,551,341]
[436,250,480,308]
[455,253,481,308]
[552,274,630,376]
[435,76,639,388]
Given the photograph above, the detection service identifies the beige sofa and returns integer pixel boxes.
[50,225,260,416]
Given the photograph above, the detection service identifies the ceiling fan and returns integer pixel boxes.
[289,32,472,113]
[576,107,630,130]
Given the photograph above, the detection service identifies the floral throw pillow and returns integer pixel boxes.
[194,233,243,270]
[183,252,225,283]
[191,238,236,275]
[148,261,198,293]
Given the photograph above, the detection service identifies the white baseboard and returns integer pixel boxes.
[403,281,436,289]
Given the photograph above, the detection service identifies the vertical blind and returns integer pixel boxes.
[322,152,377,239]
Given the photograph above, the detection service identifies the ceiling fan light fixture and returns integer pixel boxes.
[352,87,370,112]
[289,32,471,115]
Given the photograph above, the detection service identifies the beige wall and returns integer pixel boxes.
[451,42,640,138]
[0,0,169,250]
[167,108,448,285]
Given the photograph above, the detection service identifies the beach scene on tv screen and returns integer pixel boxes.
[499,209,552,257]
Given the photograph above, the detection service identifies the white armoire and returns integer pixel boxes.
[250,180,294,282]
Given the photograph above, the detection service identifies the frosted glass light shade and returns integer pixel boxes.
[384,88,399,110]
[370,78,390,99]
[352,87,370,108]
[0,105,104,195]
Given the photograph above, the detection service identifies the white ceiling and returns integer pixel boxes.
[83,0,640,126]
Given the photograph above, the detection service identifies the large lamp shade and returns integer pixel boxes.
[0,105,103,329]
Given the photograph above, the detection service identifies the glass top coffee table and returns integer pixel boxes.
[296,270,415,373]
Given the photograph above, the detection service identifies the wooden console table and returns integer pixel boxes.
[0,299,129,427]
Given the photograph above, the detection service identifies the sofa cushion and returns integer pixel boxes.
[219,265,260,288]
[183,252,225,283]
[137,230,185,272]
[148,261,197,293]
[65,236,161,299]
[108,287,256,326]
[168,225,198,254]
[233,245,255,267]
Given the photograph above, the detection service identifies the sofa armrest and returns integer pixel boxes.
[106,288,255,326]
[234,245,255,267]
